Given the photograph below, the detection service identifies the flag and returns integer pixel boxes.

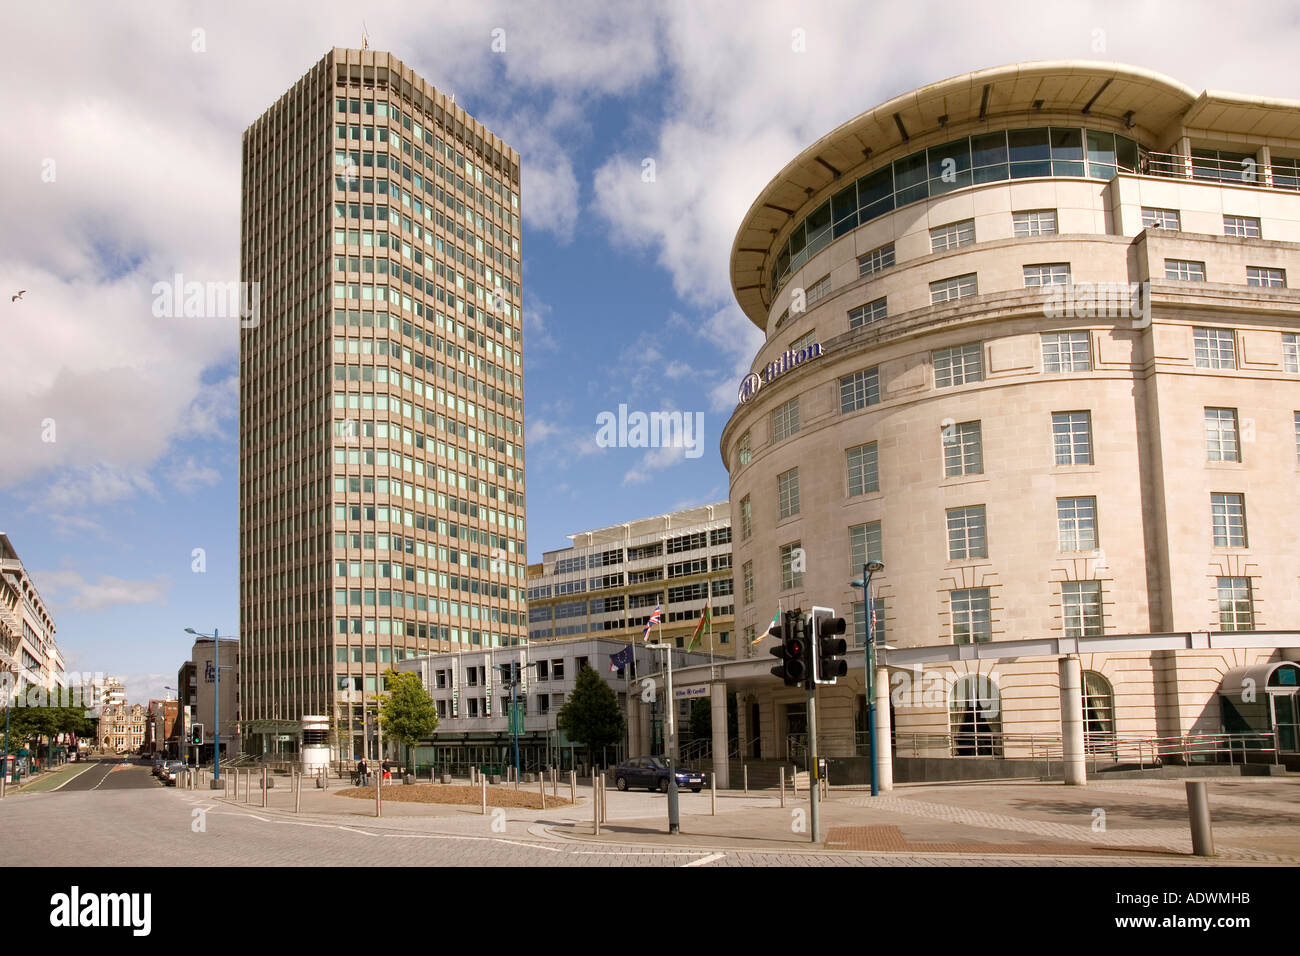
[753,605,782,644]
[688,606,711,652]
[609,644,634,673]
[642,606,662,641]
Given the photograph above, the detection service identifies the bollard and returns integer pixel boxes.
[552,767,558,799]
[780,767,786,808]
[601,775,607,824]
[540,774,546,810]
[375,768,382,818]
[261,767,268,808]
[744,764,748,795]
[592,773,600,835]
[481,774,487,815]
[295,772,301,814]
[570,770,576,804]
[711,771,716,816]
[1186,780,1215,857]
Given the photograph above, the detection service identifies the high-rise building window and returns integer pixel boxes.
[1052,411,1092,465]
[1246,266,1286,287]
[931,273,978,304]
[930,218,975,252]
[849,522,883,572]
[1195,328,1236,369]
[1062,581,1103,637]
[1211,493,1247,548]
[1057,497,1098,551]
[1023,263,1071,286]
[1216,577,1254,631]
[1166,258,1206,281]
[1223,214,1261,238]
[780,542,803,590]
[846,442,879,496]
[933,342,984,387]
[777,468,800,519]
[946,505,988,560]
[1013,209,1057,237]
[840,367,881,413]
[1142,207,1181,230]
[740,496,752,540]
[1284,334,1300,373]
[943,421,983,477]
[858,243,895,278]
[742,561,754,605]
[1204,408,1240,462]
[950,588,992,644]
[771,398,800,443]
[1042,331,1091,372]
[848,297,887,329]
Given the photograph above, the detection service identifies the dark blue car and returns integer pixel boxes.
[614,756,704,793]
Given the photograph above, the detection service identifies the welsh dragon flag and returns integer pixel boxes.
[687,605,711,652]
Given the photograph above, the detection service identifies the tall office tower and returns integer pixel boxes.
[240,49,526,759]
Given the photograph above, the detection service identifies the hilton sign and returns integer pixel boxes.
[738,342,823,404]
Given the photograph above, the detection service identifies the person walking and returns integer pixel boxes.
[381,758,392,785]
[355,757,368,787]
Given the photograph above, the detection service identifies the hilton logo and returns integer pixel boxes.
[738,342,823,404]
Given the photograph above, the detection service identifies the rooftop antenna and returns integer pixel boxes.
[361,21,369,51]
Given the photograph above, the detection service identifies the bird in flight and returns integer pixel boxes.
[11,290,25,302]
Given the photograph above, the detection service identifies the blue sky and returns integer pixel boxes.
[3,0,1299,703]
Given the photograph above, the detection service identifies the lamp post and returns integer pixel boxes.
[645,640,680,834]
[492,661,537,782]
[185,628,233,782]
[851,561,885,797]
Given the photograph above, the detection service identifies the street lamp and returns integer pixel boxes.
[644,640,680,835]
[851,561,885,797]
[492,661,538,783]
[185,628,233,783]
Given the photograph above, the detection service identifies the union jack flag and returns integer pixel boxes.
[642,605,662,641]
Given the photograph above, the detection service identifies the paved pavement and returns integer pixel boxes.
[5,763,1299,865]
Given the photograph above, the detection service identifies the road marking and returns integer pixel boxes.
[492,838,563,852]
[683,852,726,867]
[49,764,96,792]
[90,765,116,791]
[337,825,377,836]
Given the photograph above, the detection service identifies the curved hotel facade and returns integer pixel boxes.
[717,61,1300,769]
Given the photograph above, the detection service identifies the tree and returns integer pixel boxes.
[377,669,438,773]
[688,694,738,743]
[557,666,625,769]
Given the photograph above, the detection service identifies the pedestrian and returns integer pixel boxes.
[381,758,391,785]
[355,757,368,788]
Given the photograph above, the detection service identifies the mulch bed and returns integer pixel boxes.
[335,783,572,808]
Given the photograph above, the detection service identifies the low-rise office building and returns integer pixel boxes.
[0,533,65,694]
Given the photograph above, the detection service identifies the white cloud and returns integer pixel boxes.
[164,456,222,494]
[35,569,170,612]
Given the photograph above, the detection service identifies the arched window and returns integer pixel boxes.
[1082,671,1115,754]
[949,675,1003,756]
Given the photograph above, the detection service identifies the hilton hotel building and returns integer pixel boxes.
[708,61,1300,777]
[240,49,526,759]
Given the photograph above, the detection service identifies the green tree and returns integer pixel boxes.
[557,666,625,768]
[688,694,737,744]
[378,669,439,774]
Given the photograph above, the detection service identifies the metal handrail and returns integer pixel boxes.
[890,730,1282,768]
[1140,150,1300,191]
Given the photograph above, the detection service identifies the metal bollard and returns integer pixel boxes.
[592,773,600,835]
[1186,780,1215,856]
[481,774,487,815]
[780,767,786,808]
[295,772,301,814]
[711,771,716,815]
[375,768,382,818]
[540,774,546,810]
[261,767,268,808]
[744,764,748,794]
[601,775,607,824]
[570,770,576,804]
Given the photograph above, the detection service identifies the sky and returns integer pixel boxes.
[2,0,1299,704]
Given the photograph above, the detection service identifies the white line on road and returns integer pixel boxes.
[50,764,96,792]
[683,852,726,867]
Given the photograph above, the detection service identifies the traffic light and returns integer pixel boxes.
[191,724,204,747]
[811,606,848,685]
[769,609,808,687]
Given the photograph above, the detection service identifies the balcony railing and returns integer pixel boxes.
[1140,150,1300,191]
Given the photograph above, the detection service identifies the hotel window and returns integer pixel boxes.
[1217,577,1254,631]
[840,367,881,413]
[933,342,983,387]
[1246,266,1286,288]
[777,468,800,519]
[951,588,991,644]
[771,398,800,442]
[1052,411,1092,465]
[1294,412,1300,463]
[736,431,752,468]
[943,421,983,477]
[849,521,883,571]
[790,330,817,353]
[1165,259,1206,281]
[1223,215,1261,238]
[930,218,975,252]
[846,442,879,496]
[742,561,754,605]
[1142,207,1180,230]
[804,275,831,307]
[946,505,987,560]
[1023,262,1071,286]
[930,273,978,304]
[1211,493,1247,548]
[740,496,752,540]
[852,598,886,648]
[1057,497,1098,551]
[780,541,803,590]
[858,243,895,278]
[536,694,549,714]
[1194,328,1236,369]
[1204,408,1240,462]
[1013,209,1057,237]
[848,297,887,329]
[1062,581,1103,637]
[1284,334,1299,373]
[1041,331,1091,372]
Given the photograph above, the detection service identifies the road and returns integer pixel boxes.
[56,757,157,792]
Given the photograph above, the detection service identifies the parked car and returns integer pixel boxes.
[614,756,705,793]
[161,760,186,786]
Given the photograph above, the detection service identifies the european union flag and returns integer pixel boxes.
[609,644,635,675]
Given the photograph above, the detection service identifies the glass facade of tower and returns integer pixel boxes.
[240,49,525,758]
